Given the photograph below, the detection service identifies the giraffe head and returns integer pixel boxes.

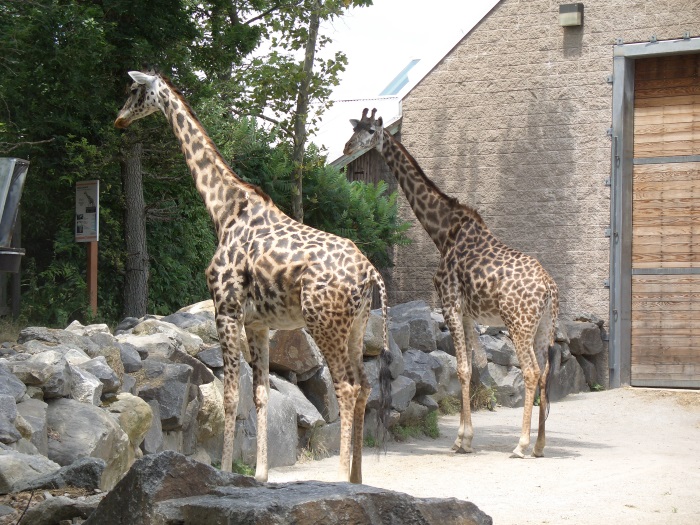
[343,108,384,156]
[114,71,163,129]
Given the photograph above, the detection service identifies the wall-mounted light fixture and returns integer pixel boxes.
[559,3,584,27]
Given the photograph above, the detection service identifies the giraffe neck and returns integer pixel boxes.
[156,78,269,237]
[379,131,462,252]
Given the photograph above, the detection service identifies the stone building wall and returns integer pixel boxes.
[387,0,700,322]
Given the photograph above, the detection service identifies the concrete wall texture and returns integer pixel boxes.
[388,0,700,322]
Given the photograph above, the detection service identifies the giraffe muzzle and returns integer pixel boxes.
[114,117,130,129]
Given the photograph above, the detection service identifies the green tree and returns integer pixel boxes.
[0,0,407,328]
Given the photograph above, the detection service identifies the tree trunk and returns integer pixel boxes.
[120,140,149,318]
[290,0,321,223]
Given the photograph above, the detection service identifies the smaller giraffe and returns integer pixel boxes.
[115,72,392,483]
[344,109,559,458]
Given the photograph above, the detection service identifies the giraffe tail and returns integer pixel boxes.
[544,277,559,421]
[371,268,393,450]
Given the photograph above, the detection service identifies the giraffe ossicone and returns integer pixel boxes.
[344,108,559,459]
[115,71,393,484]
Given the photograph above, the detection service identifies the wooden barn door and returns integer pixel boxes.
[631,53,700,387]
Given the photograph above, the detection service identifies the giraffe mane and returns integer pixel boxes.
[386,133,487,227]
[158,74,272,204]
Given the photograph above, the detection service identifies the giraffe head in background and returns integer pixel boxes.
[343,108,384,156]
[115,70,163,129]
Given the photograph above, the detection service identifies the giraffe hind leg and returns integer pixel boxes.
[532,303,554,457]
[306,321,357,483]
[247,327,271,481]
[445,308,474,454]
[510,328,540,459]
[348,308,371,484]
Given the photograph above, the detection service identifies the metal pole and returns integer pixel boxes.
[87,241,97,316]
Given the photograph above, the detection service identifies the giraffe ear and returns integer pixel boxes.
[128,71,156,87]
[349,119,360,129]
[376,117,383,126]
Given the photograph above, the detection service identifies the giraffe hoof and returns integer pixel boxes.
[453,446,473,454]
[532,449,545,458]
[510,450,526,459]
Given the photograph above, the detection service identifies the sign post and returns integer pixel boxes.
[75,180,99,316]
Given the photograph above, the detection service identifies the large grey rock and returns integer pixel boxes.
[388,320,410,351]
[17,326,99,355]
[196,344,223,368]
[363,311,385,357]
[232,408,257,467]
[12,493,104,525]
[398,400,431,425]
[487,363,524,408]
[479,334,519,367]
[298,365,340,423]
[401,348,441,395]
[15,398,48,455]
[435,329,455,355]
[431,350,462,402]
[266,389,299,468]
[4,350,72,399]
[13,456,105,492]
[389,300,438,353]
[119,342,143,373]
[83,451,257,525]
[548,350,589,402]
[180,394,201,457]
[46,397,131,490]
[105,393,154,464]
[195,379,224,461]
[303,420,341,456]
[0,448,60,494]
[116,332,178,361]
[0,362,25,401]
[141,400,163,455]
[164,481,492,525]
[77,355,121,394]
[129,319,205,357]
[163,310,218,344]
[576,355,598,387]
[84,451,491,525]
[0,395,20,445]
[66,320,111,337]
[386,335,404,379]
[270,373,325,429]
[69,364,103,404]
[389,375,417,412]
[174,301,218,342]
[135,360,193,431]
[269,329,324,378]
[562,320,605,356]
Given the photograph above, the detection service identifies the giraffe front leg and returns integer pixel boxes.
[444,307,474,454]
[247,327,270,482]
[216,314,242,473]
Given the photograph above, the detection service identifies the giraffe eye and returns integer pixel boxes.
[368,129,376,135]
[131,88,138,95]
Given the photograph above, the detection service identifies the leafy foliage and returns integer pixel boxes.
[0,0,409,329]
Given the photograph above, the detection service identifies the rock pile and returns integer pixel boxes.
[0,299,606,522]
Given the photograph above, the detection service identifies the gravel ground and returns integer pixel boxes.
[269,387,700,525]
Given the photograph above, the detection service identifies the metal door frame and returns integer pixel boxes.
[609,36,700,388]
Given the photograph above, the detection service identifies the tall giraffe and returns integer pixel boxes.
[115,71,392,483]
[344,109,559,458]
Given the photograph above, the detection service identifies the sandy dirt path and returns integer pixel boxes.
[269,388,700,524]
